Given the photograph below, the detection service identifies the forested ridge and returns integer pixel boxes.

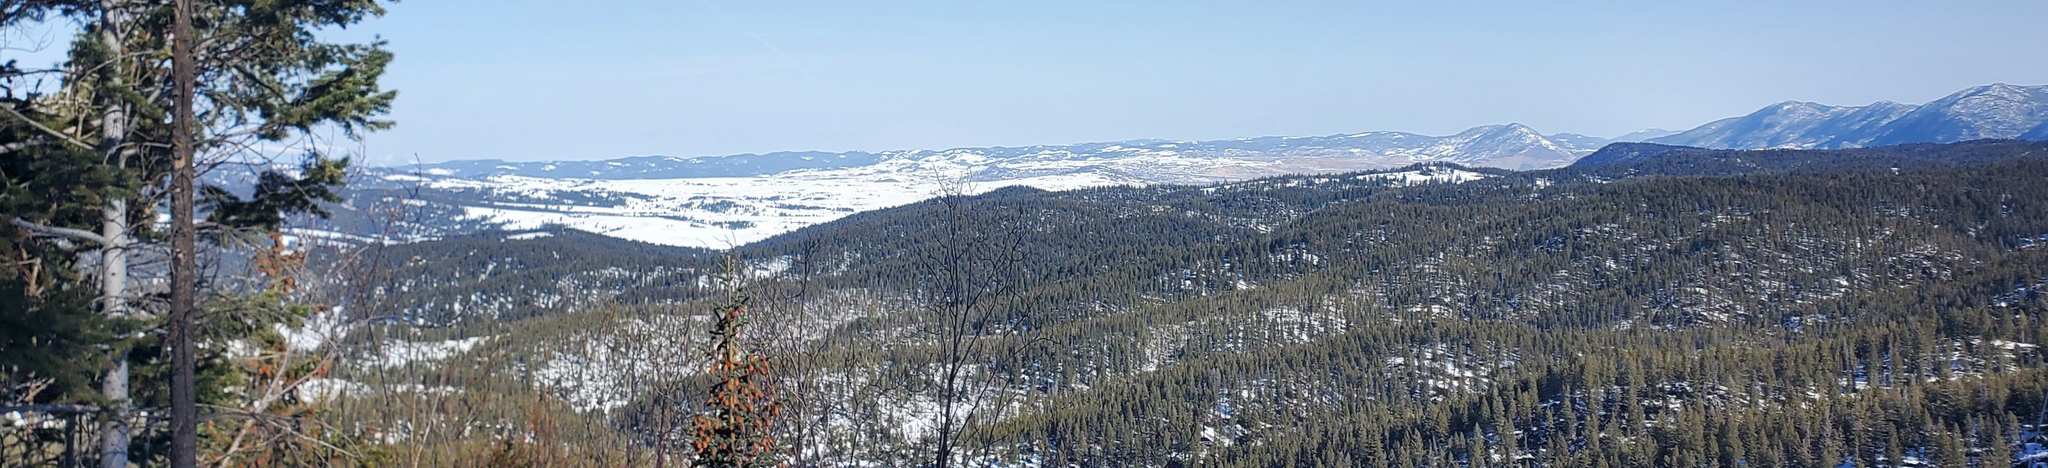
[5,1,2044,466]
[254,140,2048,466]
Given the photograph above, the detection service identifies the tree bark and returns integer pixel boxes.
[168,0,199,465]
[96,201,131,468]
[92,2,136,465]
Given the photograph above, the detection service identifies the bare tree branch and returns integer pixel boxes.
[10,217,112,245]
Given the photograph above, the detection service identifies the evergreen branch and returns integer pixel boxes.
[0,104,94,151]
[9,217,110,245]
[197,125,269,148]
[60,50,163,81]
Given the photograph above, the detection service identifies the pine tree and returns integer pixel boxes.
[1985,418,2013,468]
[1886,430,1904,468]
[1934,426,1968,468]
[2,1,394,465]
[689,259,782,468]
[0,116,117,402]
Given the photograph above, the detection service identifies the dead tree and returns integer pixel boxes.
[924,181,1029,468]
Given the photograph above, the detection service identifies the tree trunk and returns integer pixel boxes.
[92,1,135,464]
[96,201,130,468]
[168,0,199,466]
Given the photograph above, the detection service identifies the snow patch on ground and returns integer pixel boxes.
[1350,167,1493,185]
[531,315,703,413]
[279,308,348,352]
[368,336,491,369]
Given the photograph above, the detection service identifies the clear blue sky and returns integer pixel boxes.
[321,1,2047,164]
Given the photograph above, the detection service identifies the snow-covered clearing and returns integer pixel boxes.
[401,170,1129,249]
[368,336,492,369]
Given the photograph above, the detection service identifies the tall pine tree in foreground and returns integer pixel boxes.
[1,0,394,465]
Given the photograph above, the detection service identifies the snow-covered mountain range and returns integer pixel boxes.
[1650,83,2048,149]
[326,83,2048,249]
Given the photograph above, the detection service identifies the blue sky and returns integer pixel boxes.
[227,1,2048,163]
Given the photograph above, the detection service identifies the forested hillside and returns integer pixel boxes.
[299,140,2048,467]
[6,1,2041,466]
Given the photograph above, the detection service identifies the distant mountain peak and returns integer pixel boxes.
[1971,82,2034,93]
[1859,83,2048,146]
[1767,100,1829,109]
[1651,83,2048,150]
[1459,123,1538,136]
[1944,83,2046,104]
[1760,101,1847,118]
[1611,128,1681,142]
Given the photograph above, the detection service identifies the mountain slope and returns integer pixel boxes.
[1569,139,2048,177]
[2028,121,2048,140]
[1651,83,2048,150]
[1653,101,1864,149]
[1611,128,1681,142]
[1863,83,2048,146]
[325,140,2048,466]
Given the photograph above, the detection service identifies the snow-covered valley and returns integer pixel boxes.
[337,126,1573,248]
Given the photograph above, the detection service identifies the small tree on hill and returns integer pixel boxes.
[689,258,782,468]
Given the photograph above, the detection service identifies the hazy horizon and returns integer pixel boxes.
[382,81,2042,167]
